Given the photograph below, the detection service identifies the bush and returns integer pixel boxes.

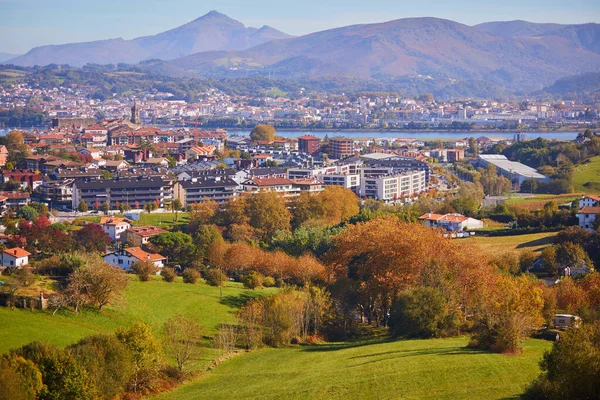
[203,268,228,287]
[389,287,458,338]
[263,276,276,287]
[243,271,264,290]
[131,260,159,282]
[182,269,200,284]
[161,267,176,283]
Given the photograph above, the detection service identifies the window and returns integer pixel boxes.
[118,259,123,264]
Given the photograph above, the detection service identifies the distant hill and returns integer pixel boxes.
[169,17,600,92]
[542,72,600,101]
[0,53,20,63]
[5,11,292,67]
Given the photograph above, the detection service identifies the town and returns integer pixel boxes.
[1,4,600,400]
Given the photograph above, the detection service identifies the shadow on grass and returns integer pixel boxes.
[300,338,394,353]
[348,346,486,367]
[516,236,555,249]
[219,292,270,309]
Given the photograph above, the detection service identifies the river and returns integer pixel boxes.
[0,127,579,141]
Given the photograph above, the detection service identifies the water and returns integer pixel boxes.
[0,127,579,141]
[228,130,579,141]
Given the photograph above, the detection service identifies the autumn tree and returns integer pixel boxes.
[244,191,291,241]
[0,354,43,400]
[69,255,128,311]
[149,232,197,267]
[250,124,276,142]
[78,200,88,212]
[115,322,162,393]
[162,315,203,373]
[67,334,134,400]
[74,224,111,253]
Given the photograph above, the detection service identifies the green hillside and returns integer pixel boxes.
[156,337,550,400]
[0,277,273,354]
[573,155,600,193]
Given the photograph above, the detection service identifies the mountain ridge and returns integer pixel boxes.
[5,11,292,67]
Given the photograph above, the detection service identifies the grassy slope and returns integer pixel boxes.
[573,155,600,193]
[471,232,556,256]
[156,337,550,400]
[0,277,274,354]
[504,194,581,211]
[76,212,190,229]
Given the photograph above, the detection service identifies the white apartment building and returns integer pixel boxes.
[360,170,426,201]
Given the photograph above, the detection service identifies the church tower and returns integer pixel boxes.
[131,101,141,125]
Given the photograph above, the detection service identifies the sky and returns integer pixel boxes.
[1,0,599,54]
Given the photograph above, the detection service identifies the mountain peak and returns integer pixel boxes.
[198,10,231,20]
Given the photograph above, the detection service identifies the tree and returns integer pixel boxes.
[78,200,88,213]
[11,341,95,400]
[524,324,600,400]
[162,315,203,373]
[172,198,183,211]
[70,255,129,311]
[17,205,38,221]
[244,191,291,241]
[67,335,133,400]
[149,232,197,267]
[131,260,158,282]
[99,201,110,214]
[0,354,43,400]
[243,271,264,290]
[250,124,276,142]
[74,224,111,253]
[389,287,457,338]
[115,322,162,393]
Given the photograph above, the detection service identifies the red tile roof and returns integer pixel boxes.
[578,206,600,214]
[4,247,31,258]
[126,226,167,237]
[124,247,165,261]
[250,177,293,186]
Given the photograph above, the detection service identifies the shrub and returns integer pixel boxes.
[243,271,264,290]
[389,287,458,338]
[131,260,158,282]
[182,269,200,284]
[203,268,228,287]
[263,276,276,287]
[161,267,176,283]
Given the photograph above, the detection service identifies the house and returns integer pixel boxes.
[173,176,239,206]
[2,247,31,267]
[100,217,133,242]
[104,247,165,271]
[576,206,600,232]
[186,145,216,161]
[419,213,484,232]
[0,191,30,209]
[122,225,167,247]
[242,177,300,197]
[579,195,600,209]
[1,169,43,190]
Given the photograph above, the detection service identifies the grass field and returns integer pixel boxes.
[75,212,190,229]
[504,194,581,211]
[156,337,550,400]
[573,155,600,194]
[0,277,274,355]
[470,232,557,256]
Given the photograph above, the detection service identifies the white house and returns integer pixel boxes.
[2,247,31,267]
[576,196,600,231]
[103,247,165,271]
[100,217,133,242]
[419,213,484,232]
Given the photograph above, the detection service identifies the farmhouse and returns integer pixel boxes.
[576,196,600,231]
[104,247,165,271]
[100,217,133,242]
[2,247,31,268]
[122,225,167,246]
[419,213,484,232]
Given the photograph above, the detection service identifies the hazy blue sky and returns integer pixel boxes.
[1,0,599,54]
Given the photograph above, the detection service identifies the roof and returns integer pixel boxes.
[123,247,165,261]
[577,206,600,214]
[3,247,31,258]
[419,213,445,220]
[584,195,600,202]
[297,135,320,140]
[100,217,132,226]
[126,225,167,237]
[249,177,294,186]
[478,155,547,180]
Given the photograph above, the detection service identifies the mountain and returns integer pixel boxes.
[5,11,292,67]
[0,53,20,63]
[476,21,566,37]
[477,21,600,53]
[542,72,600,101]
[169,17,600,92]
